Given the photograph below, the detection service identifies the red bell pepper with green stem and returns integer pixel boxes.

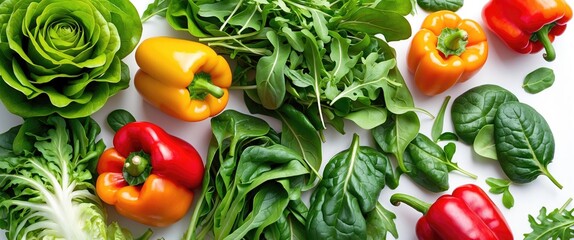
[391,184,513,240]
[482,0,572,61]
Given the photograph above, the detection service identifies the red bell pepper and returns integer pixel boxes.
[96,121,205,226]
[391,184,513,240]
[482,0,572,61]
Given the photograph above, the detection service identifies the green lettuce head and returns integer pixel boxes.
[0,0,142,118]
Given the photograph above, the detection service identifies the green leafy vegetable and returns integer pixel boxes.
[156,0,419,133]
[0,0,142,118]
[0,116,140,239]
[485,177,514,209]
[106,109,136,132]
[432,96,451,142]
[451,84,519,144]
[494,101,562,189]
[185,110,316,240]
[404,133,476,192]
[417,0,464,12]
[473,124,497,160]
[525,198,574,239]
[366,203,399,239]
[141,0,171,23]
[307,134,396,239]
[522,67,555,94]
[372,111,420,172]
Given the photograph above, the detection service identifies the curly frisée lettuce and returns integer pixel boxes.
[0,0,142,118]
[0,116,144,239]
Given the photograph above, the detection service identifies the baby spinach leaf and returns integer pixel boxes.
[404,134,477,192]
[523,67,555,94]
[494,101,562,189]
[376,0,415,15]
[276,105,322,188]
[256,31,290,110]
[372,111,420,172]
[344,106,388,130]
[224,184,289,240]
[473,124,497,160]
[417,0,464,12]
[451,84,518,144]
[210,109,270,155]
[106,109,135,132]
[404,133,450,192]
[382,68,432,116]
[307,134,392,239]
[339,7,412,41]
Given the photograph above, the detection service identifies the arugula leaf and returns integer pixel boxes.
[366,203,398,239]
[485,177,514,209]
[256,31,290,110]
[525,198,574,239]
[141,0,171,22]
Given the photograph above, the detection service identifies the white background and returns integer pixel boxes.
[1,0,573,239]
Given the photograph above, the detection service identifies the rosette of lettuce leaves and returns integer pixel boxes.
[0,0,142,118]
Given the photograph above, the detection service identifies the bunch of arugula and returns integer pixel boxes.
[144,0,426,134]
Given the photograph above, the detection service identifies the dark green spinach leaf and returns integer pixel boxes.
[417,0,464,12]
[106,109,136,132]
[523,67,555,94]
[494,101,562,189]
[372,111,420,172]
[451,84,518,144]
[307,134,394,239]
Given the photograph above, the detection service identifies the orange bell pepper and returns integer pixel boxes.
[134,37,232,121]
[407,11,488,96]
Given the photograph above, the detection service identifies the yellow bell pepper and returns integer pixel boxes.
[134,37,232,121]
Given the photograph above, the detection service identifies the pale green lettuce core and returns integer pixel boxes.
[0,0,142,118]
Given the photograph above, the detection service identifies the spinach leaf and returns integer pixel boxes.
[307,134,393,239]
[256,31,290,110]
[224,184,290,240]
[404,133,450,192]
[473,124,497,160]
[417,0,464,12]
[106,109,136,132]
[210,109,270,155]
[372,111,420,172]
[276,105,322,188]
[343,106,388,130]
[494,101,562,189]
[339,7,412,41]
[523,67,555,94]
[405,134,477,192]
[451,84,518,144]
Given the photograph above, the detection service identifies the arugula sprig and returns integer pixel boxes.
[525,198,574,240]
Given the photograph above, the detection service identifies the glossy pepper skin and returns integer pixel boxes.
[96,122,204,227]
[482,0,572,61]
[391,184,513,240]
[135,37,232,121]
[407,10,488,96]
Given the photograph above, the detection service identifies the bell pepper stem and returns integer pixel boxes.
[189,72,225,99]
[123,151,152,186]
[390,193,432,215]
[437,28,469,57]
[535,24,556,62]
